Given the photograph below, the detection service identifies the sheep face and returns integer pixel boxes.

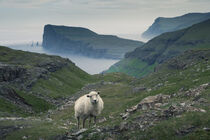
[87,91,100,105]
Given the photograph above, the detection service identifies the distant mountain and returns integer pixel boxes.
[142,12,210,40]
[106,19,210,77]
[42,25,144,59]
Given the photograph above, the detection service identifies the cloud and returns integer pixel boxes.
[0,0,59,7]
[0,0,210,42]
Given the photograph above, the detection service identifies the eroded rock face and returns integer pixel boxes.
[0,63,26,82]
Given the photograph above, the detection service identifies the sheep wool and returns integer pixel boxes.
[74,91,104,129]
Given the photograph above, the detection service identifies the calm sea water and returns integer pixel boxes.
[7,44,119,74]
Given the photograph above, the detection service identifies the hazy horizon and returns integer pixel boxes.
[7,44,119,74]
[1,0,210,44]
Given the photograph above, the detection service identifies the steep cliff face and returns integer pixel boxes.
[42,24,144,59]
[142,12,210,40]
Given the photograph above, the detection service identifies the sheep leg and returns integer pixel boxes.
[94,116,97,127]
[89,116,92,128]
[77,116,80,129]
[82,117,87,128]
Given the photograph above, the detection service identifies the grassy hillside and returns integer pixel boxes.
[106,19,210,78]
[1,49,209,140]
[0,46,94,116]
[43,25,144,59]
[142,12,210,39]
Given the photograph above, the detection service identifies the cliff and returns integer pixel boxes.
[142,12,210,40]
[42,24,144,59]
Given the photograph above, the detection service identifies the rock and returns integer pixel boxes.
[88,132,98,137]
[203,127,210,131]
[154,103,162,108]
[119,122,128,131]
[121,94,170,120]
[147,88,152,92]
[184,83,210,97]
[105,137,114,140]
[22,136,27,139]
[180,103,186,107]
[71,128,87,136]
[0,64,26,82]
[198,108,206,113]
[137,94,170,110]
[176,126,196,136]
[98,117,107,123]
[121,112,130,120]
[109,115,114,119]
[125,105,137,113]
[77,135,83,140]
[197,98,208,103]
[132,86,146,93]
[141,94,170,104]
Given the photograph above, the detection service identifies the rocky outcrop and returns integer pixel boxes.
[0,63,26,82]
[121,94,170,120]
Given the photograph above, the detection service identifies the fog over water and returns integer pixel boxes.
[7,44,119,74]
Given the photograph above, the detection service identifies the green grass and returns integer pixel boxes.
[106,58,157,77]
[2,120,66,140]
[32,65,94,99]
[1,46,210,139]
[0,98,29,117]
[16,90,54,113]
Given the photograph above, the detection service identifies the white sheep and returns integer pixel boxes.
[74,91,104,129]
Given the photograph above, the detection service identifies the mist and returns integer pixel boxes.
[7,43,119,74]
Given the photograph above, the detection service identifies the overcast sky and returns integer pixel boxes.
[0,0,210,44]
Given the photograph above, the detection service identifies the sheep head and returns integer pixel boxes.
[87,91,100,105]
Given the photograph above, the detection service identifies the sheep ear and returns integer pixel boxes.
[87,95,90,98]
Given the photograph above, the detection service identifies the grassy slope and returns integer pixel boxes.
[2,50,209,140]
[116,50,210,139]
[106,58,156,78]
[106,19,210,78]
[0,46,94,116]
